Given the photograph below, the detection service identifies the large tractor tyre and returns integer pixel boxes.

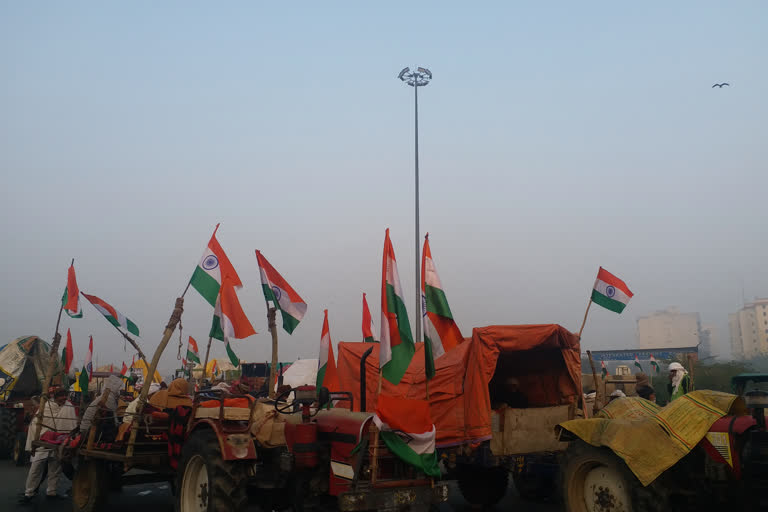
[13,431,27,466]
[0,408,16,459]
[457,464,509,507]
[560,440,667,512]
[175,429,249,512]
[72,459,107,512]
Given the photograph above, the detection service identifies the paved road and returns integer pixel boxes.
[1,459,559,511]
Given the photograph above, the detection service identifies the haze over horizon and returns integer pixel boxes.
[2,3,766,377]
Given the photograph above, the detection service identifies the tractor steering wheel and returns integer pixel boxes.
[273,387,298,415]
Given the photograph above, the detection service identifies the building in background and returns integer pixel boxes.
[637,307,701,350]
[729,298,768,359]
[699,324,720,360]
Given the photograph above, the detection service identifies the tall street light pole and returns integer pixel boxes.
[398,66,432,344]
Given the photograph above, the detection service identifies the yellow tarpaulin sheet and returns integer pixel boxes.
[559,390,740,486]
[130,359,163,384]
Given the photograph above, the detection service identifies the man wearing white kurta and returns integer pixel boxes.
[20,390,69,503]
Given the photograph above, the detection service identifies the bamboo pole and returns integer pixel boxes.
[578,297,593,338]
[34,258,72,449]
[126,296,184,458]
[586,350,601,415]
[268,307,279,399]
[202,336,213,382]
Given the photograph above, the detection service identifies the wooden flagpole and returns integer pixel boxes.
[34,258,73,449]
[126,294,186,457]
[202,336,213,381]
[586,350,601,415]
[268,307,279,398]
[578,297,593,339]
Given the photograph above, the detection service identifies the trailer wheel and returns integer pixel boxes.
[176,429,249,512]
[13,431,27,466]
[0,408,16,459]
[457,464,508,506]
[72,459,107,512]
[560,440,667,512]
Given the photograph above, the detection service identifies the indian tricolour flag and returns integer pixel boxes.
[591,267,633,313]
[316,309,339,390]
[634,354,643,372]
[373,394,440,478]
[189,224,243,307]
[81,293,140,336]
[380,229,414,385]
[362,293,376,342]
[187,336,201,365]
[601,360,608,380]
[78,336,93,394]
[421,234,462,380]
[256,250,307,334]
[62,263,83,318]
[650,354,660,374]
[210,274,256,367]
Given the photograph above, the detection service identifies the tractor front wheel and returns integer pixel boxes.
[175,430,249,512]
[560,440,667,512]
[72,459,107,512]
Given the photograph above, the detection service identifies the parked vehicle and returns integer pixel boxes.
[0,335,63,466]
[336,324,583,507]
[557,379,768,511]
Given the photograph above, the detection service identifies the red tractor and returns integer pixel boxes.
[175,385,449,512]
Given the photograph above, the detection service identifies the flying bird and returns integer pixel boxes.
[712,83,730,88]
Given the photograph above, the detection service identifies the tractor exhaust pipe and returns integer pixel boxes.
[360,346,374,412]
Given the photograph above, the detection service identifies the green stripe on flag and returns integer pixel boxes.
[186,350,201,364]
[225,341,239,367]
[380,431,441,478]
[424,334,436,380]
[209,314,224,341]
[125,318,140,337]
[591,290,627,313]
[281,312,300,334]
[316,364,327,389]
[78,370,88,394]
[424,284,454,318]
[385,284,413,345]
[364,336,378,343]
[61,288,83,318]
[261,283,278,303]
[190,267,220,307]
[383,338,415,385]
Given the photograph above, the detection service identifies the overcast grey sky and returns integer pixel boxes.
[1,2,766,376]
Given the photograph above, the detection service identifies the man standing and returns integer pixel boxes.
[667,362,691,402]
[19,389,68,504]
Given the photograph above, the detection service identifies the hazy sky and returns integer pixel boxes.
[2,3,766,377]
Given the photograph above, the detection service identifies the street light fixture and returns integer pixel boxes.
[397,66,432,344]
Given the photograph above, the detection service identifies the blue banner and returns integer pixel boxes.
[588,347,698,361]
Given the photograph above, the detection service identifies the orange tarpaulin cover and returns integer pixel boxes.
[336,324,580,447]
[464,325,581,441]
[337,340,471,446]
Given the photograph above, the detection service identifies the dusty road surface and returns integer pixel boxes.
[1,459,560,511]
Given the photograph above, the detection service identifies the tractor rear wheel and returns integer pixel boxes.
[175,430,249,512]
[72,459,107,512]
[457,464,509,507]
[560,440,667,512]
[0,408,16,459]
